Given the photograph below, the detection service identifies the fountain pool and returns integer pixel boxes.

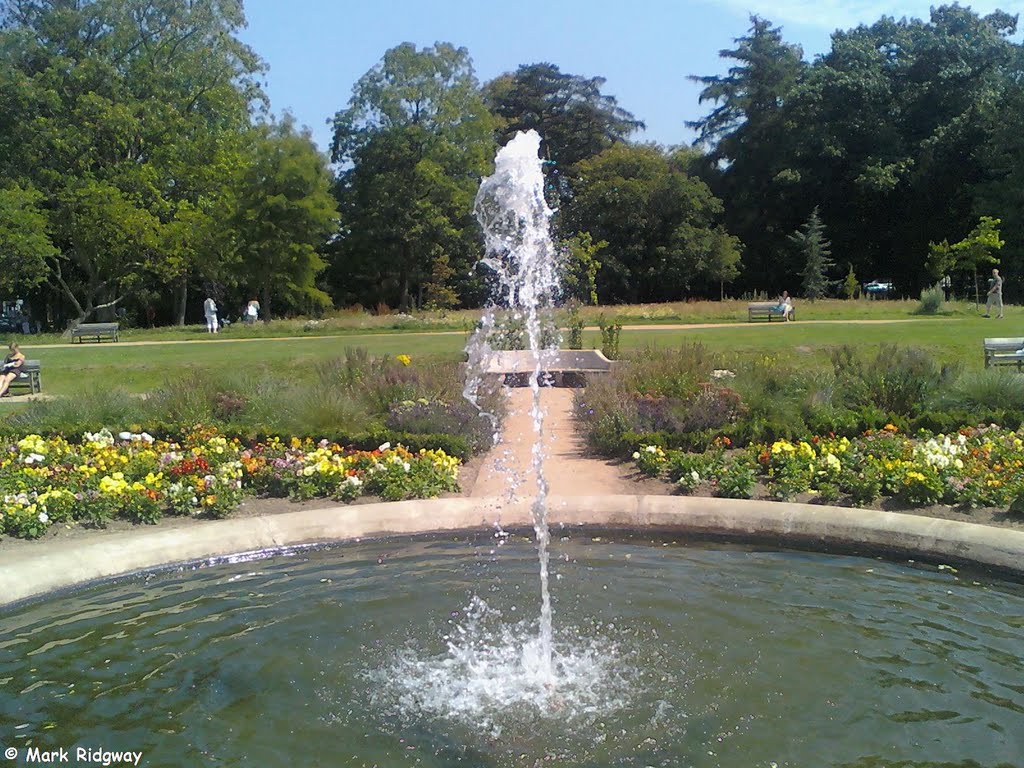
[2,535,1022,767]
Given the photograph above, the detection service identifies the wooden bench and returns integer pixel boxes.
[7,359,41,395]
[983,337,1024,369]
[748,302,794,322]
[71,322,120,343]
[483,349,616,386]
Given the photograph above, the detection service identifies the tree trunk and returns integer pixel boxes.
[175,276,188,327]
[973,269,980,311]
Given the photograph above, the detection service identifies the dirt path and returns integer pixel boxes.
[468,387,657,499]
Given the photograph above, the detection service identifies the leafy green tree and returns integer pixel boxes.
[329,42,495,311]
[0,185,56,295]
[558,232,605,306]
[0,0,264,323]
[843,265,859,300]
[484,63,643,206]
[231,119,338,318]
[565,144,742,303]
[423,252,459,312]
[783,7,1018,294]
[927,216,1004,308]
[791,207,834,301]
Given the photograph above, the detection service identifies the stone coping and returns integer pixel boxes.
[2,495,1024,608]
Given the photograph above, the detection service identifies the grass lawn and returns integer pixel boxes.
[14,298,1012,347]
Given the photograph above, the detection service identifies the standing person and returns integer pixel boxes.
[984,268,1004,318]
[0,341,26,397]
[245,299,260,325]
[203,296,219,333]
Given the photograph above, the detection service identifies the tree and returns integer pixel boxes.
[564,144,742,303]
[780,6,1018,293]
[231,119,338,318]
[484,63,643,207]
[329,42,495,311]
[927,216,1004,308]
[0,185,56,295]
[558,232,605,306]
[843,265,859,299]
[791,207,834,300]
[0,0,265,324]
[688,16,806,294]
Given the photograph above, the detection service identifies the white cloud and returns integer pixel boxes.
[703,0,1018,32]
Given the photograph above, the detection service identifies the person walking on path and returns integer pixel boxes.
[203,297,219,333]
[984,268,1004,318]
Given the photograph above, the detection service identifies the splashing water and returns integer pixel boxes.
[469,129,561,674]
[373,131,629,724]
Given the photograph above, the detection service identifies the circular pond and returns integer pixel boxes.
[2,535,1022,767]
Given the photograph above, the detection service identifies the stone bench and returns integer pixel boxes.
[483,349,616,386]
[71,322,120,343]
[983,337,1024,369]
[7,359,41,395]
[748,301,793,322]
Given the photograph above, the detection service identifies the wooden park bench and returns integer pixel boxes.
[483,349,616,386]
[747,301,794,322]
[7,359,42,395]
[983,337,1024,369]
[70,322,120,343]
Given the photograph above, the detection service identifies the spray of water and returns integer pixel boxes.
[372,131,628,725]
[469,130,561,674]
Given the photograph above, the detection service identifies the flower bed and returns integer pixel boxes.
[632,425,1024,512]
[0,428,460,540]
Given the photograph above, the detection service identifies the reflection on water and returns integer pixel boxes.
[1,537,1022,767]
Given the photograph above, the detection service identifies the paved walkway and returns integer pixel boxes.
[469,387,635,499]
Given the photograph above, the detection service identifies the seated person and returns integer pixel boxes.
[775,291,794,321]
[0,341,26,397]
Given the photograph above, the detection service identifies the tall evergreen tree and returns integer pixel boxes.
[791,208,834,301]
[688,16,806,294]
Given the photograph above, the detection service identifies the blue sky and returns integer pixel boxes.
[238,0,1020,158]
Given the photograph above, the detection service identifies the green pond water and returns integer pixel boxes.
[1,535,1022,767]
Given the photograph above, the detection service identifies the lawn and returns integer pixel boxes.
[14,297,1008,347]
[3,308,1010,401]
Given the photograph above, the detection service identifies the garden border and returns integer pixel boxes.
[3,494,1024,607]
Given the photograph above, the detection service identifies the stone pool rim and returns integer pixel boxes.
[3,494,1024,607]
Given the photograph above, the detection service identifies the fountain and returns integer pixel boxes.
[2,132,1024,766]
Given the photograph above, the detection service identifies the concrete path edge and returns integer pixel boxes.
[3,495,1023,607]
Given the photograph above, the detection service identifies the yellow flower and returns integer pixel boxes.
[396,354,412,366]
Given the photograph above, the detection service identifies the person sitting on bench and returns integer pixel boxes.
[776,291,794,321]
[0,341,26,397]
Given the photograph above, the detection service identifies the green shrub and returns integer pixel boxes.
[597,315,622,360]
[914,283,946,315]
[566,303,584,350]
[714,458,757,499]
[940,368,1024,412]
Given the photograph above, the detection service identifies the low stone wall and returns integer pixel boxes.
[3,495,1023,607]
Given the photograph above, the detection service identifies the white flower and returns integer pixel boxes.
[378,442,391,452]
[644,445,659,453]
[37,511,49,524]
[690,470,701,483]
[118,431,132,441]
[140,432,154,444]
[22,453,45,465]
[711,369,736,379]
[402,461,411,472]
[632,451,640,460]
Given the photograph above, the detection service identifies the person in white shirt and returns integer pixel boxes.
[203,297,218,333]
